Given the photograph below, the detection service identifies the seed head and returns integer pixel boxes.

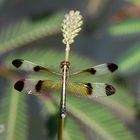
[61,10,83,45]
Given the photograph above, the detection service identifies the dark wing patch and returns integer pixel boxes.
[12,59,23,68]
[85,68,96,74]
[14,80,24,92]
[35,80,43,92]
[105,84,116,96]
[33,66,41,72]
[107,63,118,72]
[33,66,49,72]
[85,83,93,95]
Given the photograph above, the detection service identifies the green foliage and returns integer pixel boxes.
[41,99,86,140]
[126,0,140,4]
[67,96,136,140]
[108,18,140,36]
[4,48,137,140]
[64,118,86,140]
[118,42,140,74]
[0,3,140,140]
[0,11,64,56]
[0,84,28,140]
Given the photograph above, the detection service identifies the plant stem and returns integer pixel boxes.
[58,43,70,140]
[58,117,64,140]
[65,44,70,61]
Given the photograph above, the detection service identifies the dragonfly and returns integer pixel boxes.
[12,59,118,98]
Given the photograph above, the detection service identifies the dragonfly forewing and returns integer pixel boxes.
[12,59,61,77]
[70,63,118,77]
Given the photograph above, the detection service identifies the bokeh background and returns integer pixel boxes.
[0,0,140,140]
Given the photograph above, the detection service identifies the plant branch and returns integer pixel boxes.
[58,10,83,140]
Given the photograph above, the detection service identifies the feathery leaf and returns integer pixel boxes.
[0,84,28,140]
[0,12,64,56]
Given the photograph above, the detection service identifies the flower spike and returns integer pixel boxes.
[61,10,83,45]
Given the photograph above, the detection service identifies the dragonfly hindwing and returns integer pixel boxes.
[14,79,61,95]
[66,82,116,97]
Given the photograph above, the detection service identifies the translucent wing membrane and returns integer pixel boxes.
[67,82,116,97]
[12,59,60,76]
[12,60,118,79]
[13,60,117,97]
[70,63,118,77]
[14,79,61,95]
[14,79,115,97]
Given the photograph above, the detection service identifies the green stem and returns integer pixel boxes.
[65,44,70,61]
[58,117,64,140]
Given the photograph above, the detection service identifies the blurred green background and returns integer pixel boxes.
[0,0,140,140]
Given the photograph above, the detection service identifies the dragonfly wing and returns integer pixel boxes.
[12,59,60,76]
[14,79,61,95]
[70,63,118,77]
[67,82,116,97]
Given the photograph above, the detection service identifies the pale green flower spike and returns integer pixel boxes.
[61,10,83,45]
